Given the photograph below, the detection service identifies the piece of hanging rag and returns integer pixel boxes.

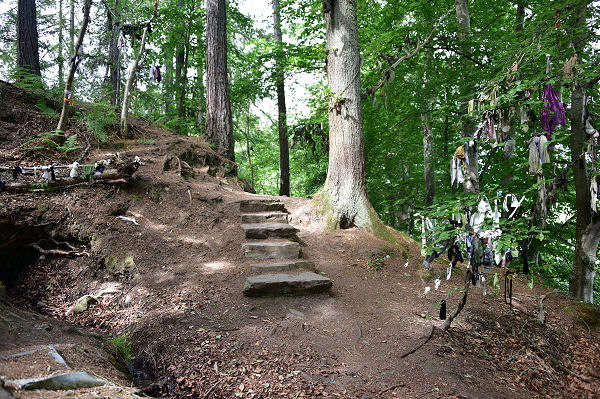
[12,166,23,180]
[154,66,162,82]
[69,162,79,178]
[591,177,598,213]
[540,83,566,138]
[538,135,550,164]
[520,238,530,275]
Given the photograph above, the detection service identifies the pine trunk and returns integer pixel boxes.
[164,51,173,114]
[17,0,42,76]
[455,0,478,193]
[273,0,290,196]
[205,0,234,162]
[108,0,120,106]
[56,0,92,135]
[69,0,74,55]
[321,0,379,231]
[177,25,190,123]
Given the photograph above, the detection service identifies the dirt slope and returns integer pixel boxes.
[1,81,599,398]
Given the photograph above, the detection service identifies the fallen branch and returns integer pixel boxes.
[399,325,435,359]
[380,383,406,395]
[30,244,89,257]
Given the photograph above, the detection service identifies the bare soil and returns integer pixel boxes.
[1,81,599,398]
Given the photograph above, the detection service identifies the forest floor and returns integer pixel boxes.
[1,80,599,398]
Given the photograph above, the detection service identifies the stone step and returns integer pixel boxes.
[250,260,315,273]
[239,199,286,213]
[241,223,297,240]
[242,240,300,259]
[241,212,288,224]
[243,272,332,297]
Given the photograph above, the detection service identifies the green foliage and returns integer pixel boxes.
[22,131,80,154]
[79,104,116,143]
[35,102,58,118]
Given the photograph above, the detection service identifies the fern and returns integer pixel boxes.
[80,103,116,143]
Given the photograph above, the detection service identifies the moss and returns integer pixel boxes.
[564,302,600,330]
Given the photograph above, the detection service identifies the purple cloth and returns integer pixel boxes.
[540,83,566,138]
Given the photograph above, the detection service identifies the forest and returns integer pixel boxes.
[1,0,600,397]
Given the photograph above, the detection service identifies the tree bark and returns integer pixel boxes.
[245,103,254,190]
[108,0,120,106]
[421,47,434,206]
[58,0,64,87]
[17,0,42,76]
[455,0,478,193]
[164,50,173,114]
[56,0,92,135]
[205,0,234,162]
[120,22,150,137]
[69,0,74,55]
[273,0,290,196]
[569,3,596,303]
[320,0,380,232]
[177,23,190,124]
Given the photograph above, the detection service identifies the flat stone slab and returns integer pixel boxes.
[241,223,297,239]
[10,371,106,390]
[250,260,315,273]
[239,199,286,213]
[243,272,332,296]
[241,212,288,224]
[243,240,300,259]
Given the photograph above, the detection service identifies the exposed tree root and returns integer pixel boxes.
[30,244,89,257]
[399,325,435,359]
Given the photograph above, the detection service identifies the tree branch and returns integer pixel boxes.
[362,7,453,99]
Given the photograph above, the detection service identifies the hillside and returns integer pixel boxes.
[0,81,599,398]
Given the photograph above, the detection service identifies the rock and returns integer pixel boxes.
[241,223,298,239]
[250,260,315,273]
[239,200,286,213]
[241,212,288,224]
[242,241,300,260]
[68,295,97,314]
[243,272,332,296]
[13,371,106,390]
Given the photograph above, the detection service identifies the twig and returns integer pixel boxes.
[399,325,435,359]
[203,380,221,398]
[379,383,406,395]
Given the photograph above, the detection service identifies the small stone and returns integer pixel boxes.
[68,295,97,314]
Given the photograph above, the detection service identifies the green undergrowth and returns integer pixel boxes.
[107,332,134,377]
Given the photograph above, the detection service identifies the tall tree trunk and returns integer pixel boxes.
[69,0,74,55]
[205,0,234,161]
[17,0,42,76]
[108,0,120,106]
[58,0,64,87]
[515,0,525,34]
[273,0,290,196]
[319,0,381,232]
[455,0,478,193]
[175,0,186,125]
[164,51,173,114]
[245,103,254,190]
[56,0,92,134]
[120,23,150,137]
[177,24,190,123]
[422,47,434,206]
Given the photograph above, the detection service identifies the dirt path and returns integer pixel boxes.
[1,82,599,398]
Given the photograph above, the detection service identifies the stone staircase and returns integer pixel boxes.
[240,199,332,297]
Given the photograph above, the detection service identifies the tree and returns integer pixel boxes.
[455,0,478,194]
[205,0,234,162]
[272,0,290,196]
[569,1,599,303]
[56,0,92,134]
[318,0,381,232]
[17,0,41,76]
